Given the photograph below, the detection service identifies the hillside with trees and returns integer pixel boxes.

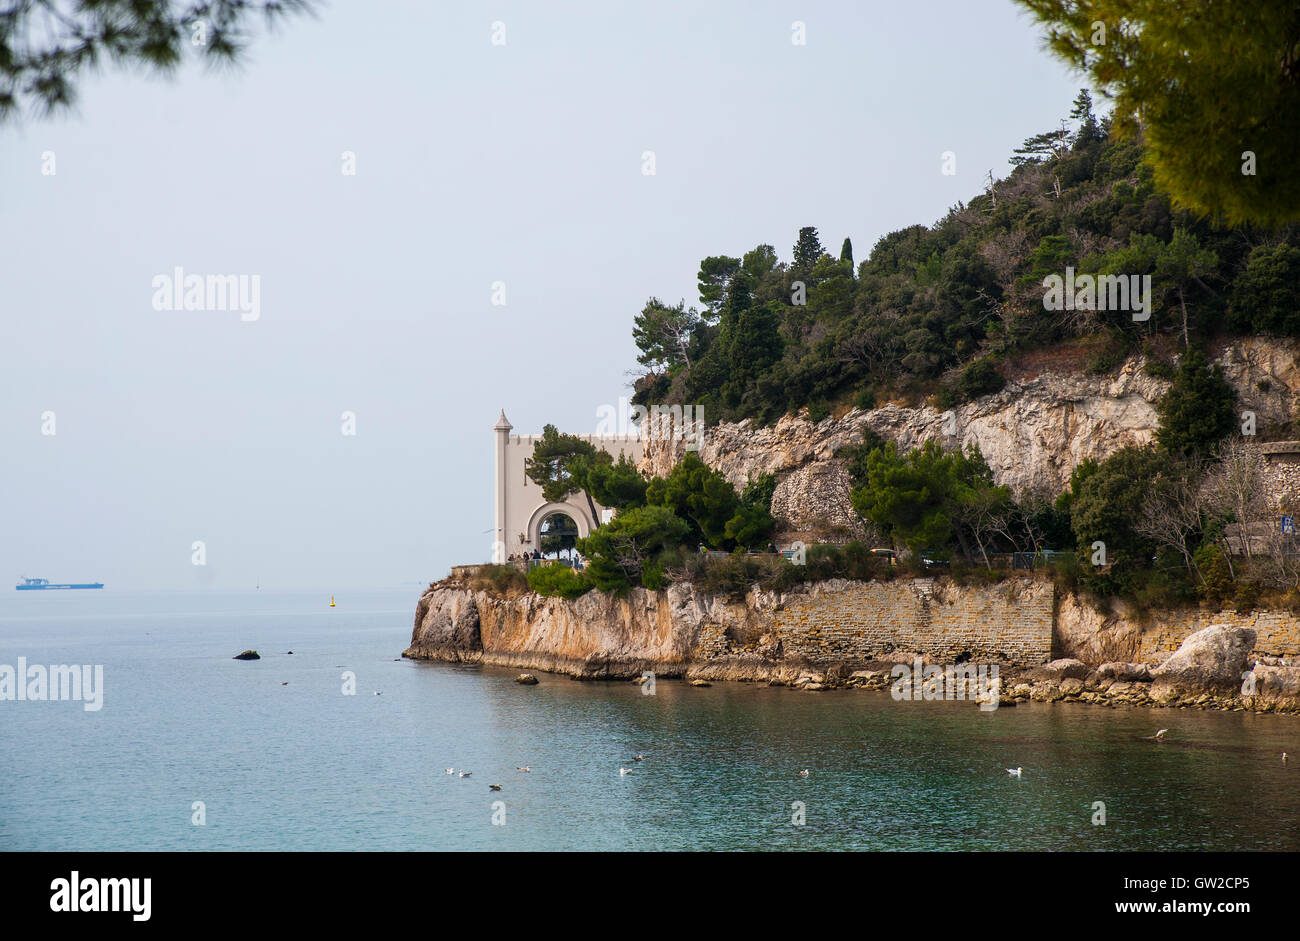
[630,91,1300,428]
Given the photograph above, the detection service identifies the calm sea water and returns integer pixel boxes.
[1,588,1296,851]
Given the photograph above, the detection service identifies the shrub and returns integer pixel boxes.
[526,562,591,600]
[956,357,1005,401]
[1194,543,1234,607]
[1156,348,1237,455]
[470,564,527,594]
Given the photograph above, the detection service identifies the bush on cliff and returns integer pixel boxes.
[1155,348,1237,456]
[576,504,694,593]
[470,564,528,594]
[526,562,592,600]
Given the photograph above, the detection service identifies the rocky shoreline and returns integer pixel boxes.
[727,650,1300,715]
[404,579,1300,715]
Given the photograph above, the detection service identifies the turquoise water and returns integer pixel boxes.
[1,588,1297,851]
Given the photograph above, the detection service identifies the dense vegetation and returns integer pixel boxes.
[526,90,1300,610]
[630,92,1300,428]
[1014,0,1300,227]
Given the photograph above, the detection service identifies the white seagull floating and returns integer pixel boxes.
[517,766,531,773]
[633,754,645,761]
[619,768,634,776]
[459,771,472,778]
[444,768,454,775]
[798,770,810,777]
[1154,729,1168,740]
[1006,767,1023,777]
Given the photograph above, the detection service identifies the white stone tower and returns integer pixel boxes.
[493,409,513,563]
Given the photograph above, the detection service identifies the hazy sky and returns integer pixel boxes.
[0,1,1084,591]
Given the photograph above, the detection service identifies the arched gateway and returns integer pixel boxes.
[492,410,643,563]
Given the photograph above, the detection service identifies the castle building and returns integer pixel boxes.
[492,411,643,563]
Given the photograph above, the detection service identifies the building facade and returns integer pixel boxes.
[492,410,643,563]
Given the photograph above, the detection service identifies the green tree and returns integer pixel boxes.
[576,505,693,593]
[1015,0,1300,224]
[632,297,700,372]
[0,0,312,120]
[1156,348,1237,455]
[1155,228,1218,348]
[1228,244,1300,335]
[524,425,601,524]
[792,226,825,278]
[1010,126,1070,166]
[1070,446,1167,591]
[724,473,776,549]
[851,440,1007,562]
[584,454,649,510]
[1069,88,1100,144]
[644,451,740,549]
[697,256,741,319]
[840,237,854,268]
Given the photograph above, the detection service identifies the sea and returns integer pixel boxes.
[2,587,1297,852]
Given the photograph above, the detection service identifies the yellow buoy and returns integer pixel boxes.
[329,595,336,607]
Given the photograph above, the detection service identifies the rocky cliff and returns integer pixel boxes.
[639,338,1300,536]
[405,575,1300,713]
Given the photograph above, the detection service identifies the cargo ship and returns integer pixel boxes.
[15,576,104,591]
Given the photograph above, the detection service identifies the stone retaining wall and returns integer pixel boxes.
[767,579,1054,666]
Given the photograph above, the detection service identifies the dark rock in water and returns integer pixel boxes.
[515,673,539,685]
[233,650,260,661]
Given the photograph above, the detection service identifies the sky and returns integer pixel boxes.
[0,0,1086,591]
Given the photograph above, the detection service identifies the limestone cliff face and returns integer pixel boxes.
[639,340,1300,523]
[405,574,1056,678]
[404,577,1300,711]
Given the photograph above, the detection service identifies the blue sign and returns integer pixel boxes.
[1282,516,1295,535]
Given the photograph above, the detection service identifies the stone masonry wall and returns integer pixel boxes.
[766,578,1054,666]
[1135,609,1300,662]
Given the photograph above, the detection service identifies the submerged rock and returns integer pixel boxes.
[233,650,260,661]
[515,673,539,685]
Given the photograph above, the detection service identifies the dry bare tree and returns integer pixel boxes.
[1137,464,1208,582]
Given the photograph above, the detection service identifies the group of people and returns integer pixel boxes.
[506,549,585,570]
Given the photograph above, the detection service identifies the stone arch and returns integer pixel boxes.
[526,502,593,551]
[493,410,643,563]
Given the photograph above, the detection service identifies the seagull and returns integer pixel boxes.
[633,755,645,761]
[1284,753,1288,763]
[281,682,288,686]
[445,768,454,775]
[516,766,531,772]
[489,784,502,791]
[619,768,633,776]
[459,771,472,778]
[1006,767,1022,777]
[374,691,382,696]
[1155,729,1168,740]
[798,770,810,777]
